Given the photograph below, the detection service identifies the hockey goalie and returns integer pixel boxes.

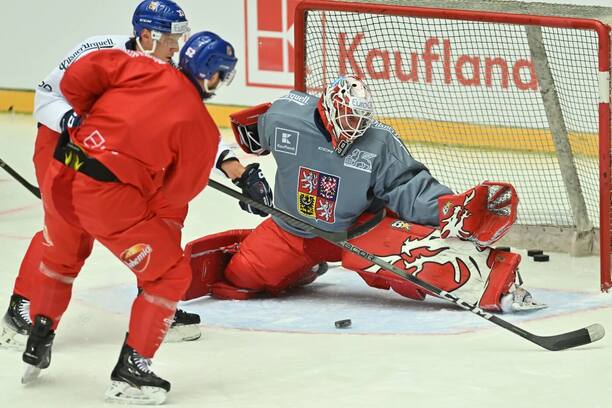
[185,75,546,313]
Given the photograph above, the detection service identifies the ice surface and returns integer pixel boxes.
[1,113,611,408]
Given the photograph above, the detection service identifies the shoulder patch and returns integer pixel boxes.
[274,127,299,155]
[343,148,377,173]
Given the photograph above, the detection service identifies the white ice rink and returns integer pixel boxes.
[1,113,611,407]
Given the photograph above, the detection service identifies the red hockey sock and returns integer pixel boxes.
[13,231,44,299]
[30,263,76,330]
[127,293,177,358]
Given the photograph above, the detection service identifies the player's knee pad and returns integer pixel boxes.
[183,229,252,300]
[478,250,521,312]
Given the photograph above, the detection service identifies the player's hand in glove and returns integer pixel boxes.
[438,181,518,246]
[59,109,82,134]
[232,163,273,217]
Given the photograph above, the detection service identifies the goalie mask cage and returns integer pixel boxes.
[294,0,612,291]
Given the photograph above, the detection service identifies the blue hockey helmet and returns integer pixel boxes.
[179,31,238,85]
[132,0,189,37]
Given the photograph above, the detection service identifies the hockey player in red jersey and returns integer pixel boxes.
[0,0,260,350]
[19,31,238,404]
[184,75,545,314]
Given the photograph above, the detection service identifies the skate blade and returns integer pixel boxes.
[21,364,41,384]
[163,324,201,343]
[105,380,167,405]
[512,302,548,313]
[0,325,27,351]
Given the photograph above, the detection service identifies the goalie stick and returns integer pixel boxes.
[208,179,605,351]
[0,158,41,198]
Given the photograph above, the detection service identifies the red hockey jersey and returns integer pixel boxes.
[60,49,219,207]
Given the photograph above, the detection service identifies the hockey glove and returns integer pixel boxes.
[232,163,273,217]
[438,181,518,246]
[59,109,82,134]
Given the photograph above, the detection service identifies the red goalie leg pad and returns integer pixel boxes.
[342,215,437,301]
[183,229,252,300]
[356,270,426,301]
[127,292,177,359]
[478,250,521,312]
[210,282,260,300]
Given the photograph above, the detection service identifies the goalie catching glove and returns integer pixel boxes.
[232,163,273,217]
[438,181,518,246]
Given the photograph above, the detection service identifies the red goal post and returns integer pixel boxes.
[293,0,612,291]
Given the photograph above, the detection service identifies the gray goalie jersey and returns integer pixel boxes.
[258,91,454,238]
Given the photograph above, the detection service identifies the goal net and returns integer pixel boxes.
[294,0,612,290]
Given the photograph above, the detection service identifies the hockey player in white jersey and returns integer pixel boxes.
[1,0,266,350]
[184,75,545,313]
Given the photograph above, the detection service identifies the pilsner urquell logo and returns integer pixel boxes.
[120,243,153,273]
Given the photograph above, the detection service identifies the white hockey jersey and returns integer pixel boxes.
[34,34,236,169]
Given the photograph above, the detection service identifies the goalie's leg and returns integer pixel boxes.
[342,214,545,312]
[184,221,340,300]
[223,219,340,297]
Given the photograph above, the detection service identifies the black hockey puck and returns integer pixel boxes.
[533,254,550,262]
[334,319,352,329]
[496,246,511,252]
[527,249,543,256]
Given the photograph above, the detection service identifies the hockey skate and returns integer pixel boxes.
[0,294,32,350]
[500,285,547,313]
[21,315,55,384]
[105,342,170,405]
[164,308,201,343]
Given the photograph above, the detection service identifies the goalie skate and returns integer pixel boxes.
[105,343,170,405]
[163,308,201,343]
[1,294,31,350]
[500,285,548,313]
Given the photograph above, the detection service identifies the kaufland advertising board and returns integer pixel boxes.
[244,0,596,130]
[245,0,540,91]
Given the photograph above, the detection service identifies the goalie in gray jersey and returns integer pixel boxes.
[185,75,545,313]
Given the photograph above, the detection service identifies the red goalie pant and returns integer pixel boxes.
[31,161,191,358]
[192,216,519,311]
[223,218,343,295]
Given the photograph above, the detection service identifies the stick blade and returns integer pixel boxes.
[538,323,605,351]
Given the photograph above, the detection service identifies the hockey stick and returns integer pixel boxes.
[208,179,605,351]
[0,158,41,198]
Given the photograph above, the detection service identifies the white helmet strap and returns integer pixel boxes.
[136,30,163,55]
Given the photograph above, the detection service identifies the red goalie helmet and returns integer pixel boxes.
[317,75,374,156]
